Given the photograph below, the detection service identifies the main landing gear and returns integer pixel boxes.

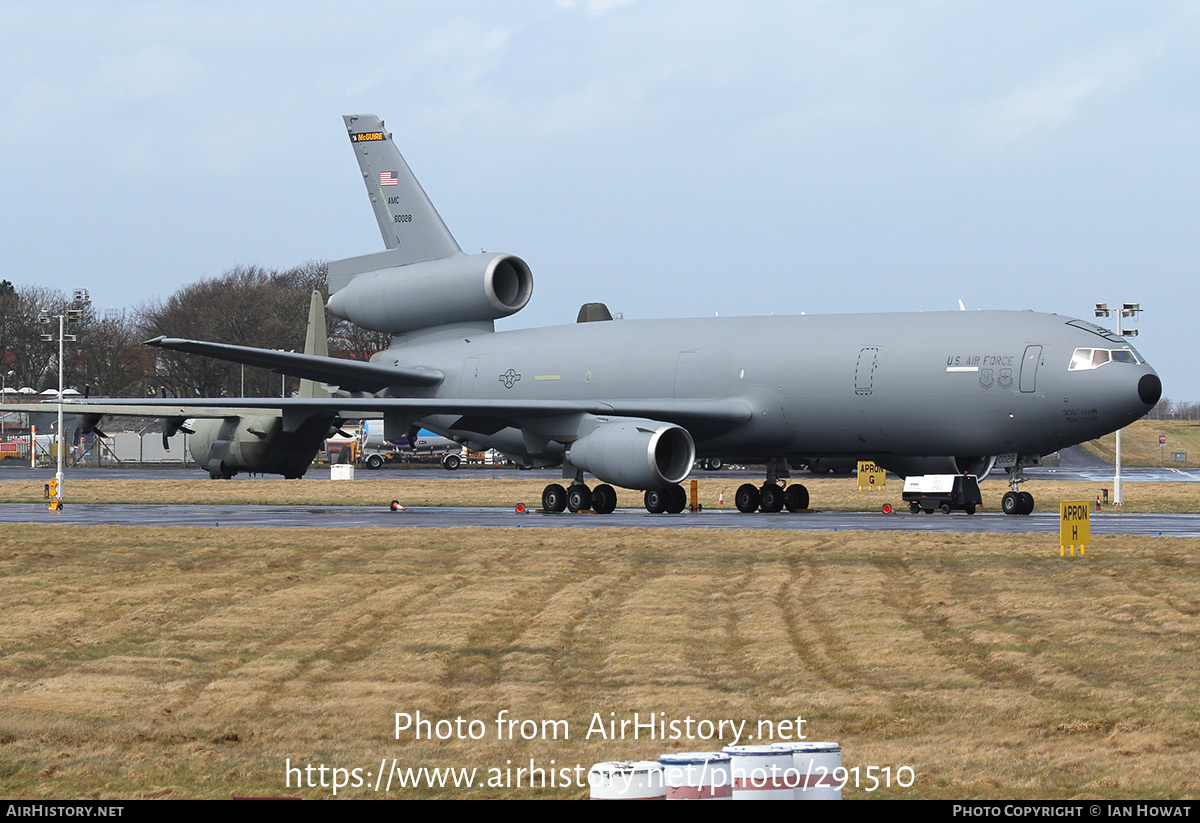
[540,481,691,514]
[541,482,618,514]
[734,457,810,514]
[643,485,688,514]
[734,482,810,513]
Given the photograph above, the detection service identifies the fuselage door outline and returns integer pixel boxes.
[1019,345,1043,393]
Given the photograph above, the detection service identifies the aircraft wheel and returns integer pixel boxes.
[591,484,617,514]
[735,483,760,513]
[759,483,784,513]
[366,454,383,470]
[909,501,921,514]
[442,453,461,470]
[706,458,723,471]
[1002,492,1020,515]
[783,483,809,512]
[567,484,592,513]
[1019,491,1034,515]
[940,503,952,515]
[644,488,669,514]
[542,483,567,513]
[666,484,687,514]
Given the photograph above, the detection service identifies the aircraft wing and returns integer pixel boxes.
[144,337,444,392]
[10,397,752,438]
[1,402,292,419]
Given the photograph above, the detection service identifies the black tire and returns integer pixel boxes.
[759,484,784,513]
[940,503,952,515]
[1002,491,1020,515]
[542,483,567,513]
[366,454,383,470]
[924,508,934,514]
[909,501,921,514]
[591,484,617,514]
[666,484,687,514]
[1019,491,1034,515]
[706,458,723,471]
[442,453,461,471]
[783,483,809,512]
[567,485,592,513]
[644,488,668,514]
[735,483,760,513]
[965,504,976,515]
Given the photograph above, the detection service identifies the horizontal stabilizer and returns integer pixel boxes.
[144,337,443,392]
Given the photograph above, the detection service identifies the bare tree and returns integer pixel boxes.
[138,261,338,397]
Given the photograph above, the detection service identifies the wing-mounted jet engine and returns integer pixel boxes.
[545,418,696,514]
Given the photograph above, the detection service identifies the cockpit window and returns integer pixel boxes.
[1069,347,1144,370]
[1069,348,1092,371]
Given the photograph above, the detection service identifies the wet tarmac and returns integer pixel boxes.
[2,502,1198,537]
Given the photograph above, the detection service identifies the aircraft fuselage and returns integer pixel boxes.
[375,309,1159,467]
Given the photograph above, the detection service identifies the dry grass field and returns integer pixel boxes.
[0,524,1197,799]
[0,474,1197,513]
[1084,419,1200,467]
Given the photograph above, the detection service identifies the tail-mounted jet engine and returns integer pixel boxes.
[327,252,532,334]
[565,418,696,490]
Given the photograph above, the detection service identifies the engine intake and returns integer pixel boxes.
[327,252,532,333]
[566,418,695,490]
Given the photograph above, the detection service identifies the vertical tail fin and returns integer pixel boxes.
[297,290,330,399]
[342,113,461,262]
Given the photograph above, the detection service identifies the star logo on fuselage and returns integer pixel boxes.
[498,369,521,389]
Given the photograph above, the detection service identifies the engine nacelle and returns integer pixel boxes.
[875,455,996,480]
[566,418,695,490]
[327,252,533,333]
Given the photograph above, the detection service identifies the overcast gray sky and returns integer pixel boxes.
[2,1,1197,399]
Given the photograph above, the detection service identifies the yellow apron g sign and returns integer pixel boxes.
[857,462,886,490]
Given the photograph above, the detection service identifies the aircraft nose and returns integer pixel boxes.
[1138,372,1162,407]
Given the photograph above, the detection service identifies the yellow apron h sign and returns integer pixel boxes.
[1059,501,1090,556]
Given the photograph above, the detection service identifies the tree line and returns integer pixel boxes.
[0,262,390,398]
[1143,398,1200,421]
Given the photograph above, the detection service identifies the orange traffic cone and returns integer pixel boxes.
[718,491,725,506]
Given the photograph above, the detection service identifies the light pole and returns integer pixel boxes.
[1094,302,1142,506]
[39,305,82,510]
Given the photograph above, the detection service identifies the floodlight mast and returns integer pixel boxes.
[39,302,85,510]
[1095,302,1144,506]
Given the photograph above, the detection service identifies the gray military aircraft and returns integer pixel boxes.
[56,114,1165,514]
[10,291,354,479]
